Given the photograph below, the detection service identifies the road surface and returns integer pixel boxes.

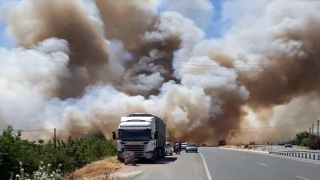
[129,152,208,180]
[200,147,320,180]
[126,147,320,180]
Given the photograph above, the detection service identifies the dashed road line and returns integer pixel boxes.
[296,175,311,180]
[257,162,268,167]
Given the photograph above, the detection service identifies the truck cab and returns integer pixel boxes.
[112,113,166,162]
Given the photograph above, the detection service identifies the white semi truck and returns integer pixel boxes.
[112,113,166,162]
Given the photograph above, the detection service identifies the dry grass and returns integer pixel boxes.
[68,156,123,180]
[225,145,245,149]
[225,144,262,150]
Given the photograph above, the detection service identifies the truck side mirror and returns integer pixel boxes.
[112,132,116,140]
[154,131,158,139]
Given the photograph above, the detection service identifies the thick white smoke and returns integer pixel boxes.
[1,0,320,144]
[0,38,69,129]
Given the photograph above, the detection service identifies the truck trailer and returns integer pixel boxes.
[112,113,166,162]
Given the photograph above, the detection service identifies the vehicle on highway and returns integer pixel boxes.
[284,142,292,148]
[218,139,227,146]
[165,142,173,155]
[112,113,166,162]
[186,143,198,153]
[181,142,188,151]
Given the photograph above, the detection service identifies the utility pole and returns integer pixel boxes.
[317,120,320,137]
[312,123,314,135]
[53,128,57,149]
[309,127,311,136]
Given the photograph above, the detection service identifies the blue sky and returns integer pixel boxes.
[206,0,230,38]
[0,0,229,48]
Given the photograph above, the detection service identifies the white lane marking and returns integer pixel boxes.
[257,162,268,167]
[296,176,311,180]
[199,153,213,180]
[222,148,320,165]
[240,156,246,159]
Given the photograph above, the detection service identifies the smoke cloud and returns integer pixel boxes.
[1,0,320,144]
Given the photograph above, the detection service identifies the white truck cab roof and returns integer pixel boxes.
[121,116,154,122]
[119,117,154,130]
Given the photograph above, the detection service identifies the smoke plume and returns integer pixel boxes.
[1,0,320,144]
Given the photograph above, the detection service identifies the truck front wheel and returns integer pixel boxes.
[159,148,165,159]
[117,154,124,162]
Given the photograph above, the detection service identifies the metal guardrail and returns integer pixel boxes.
[270,150,320,161]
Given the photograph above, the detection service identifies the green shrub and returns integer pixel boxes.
[0,126,117,179]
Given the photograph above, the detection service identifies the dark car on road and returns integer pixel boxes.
[218,139,227,146]
[186,143,198,153]
[284,143,292,148]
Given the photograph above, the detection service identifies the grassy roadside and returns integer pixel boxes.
[0,126,118,179]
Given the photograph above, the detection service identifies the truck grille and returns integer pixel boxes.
[124,145,145,157]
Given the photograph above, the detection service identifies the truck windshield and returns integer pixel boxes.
[118,129,151,141]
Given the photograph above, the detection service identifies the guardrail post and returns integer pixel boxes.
[276,151,320,160]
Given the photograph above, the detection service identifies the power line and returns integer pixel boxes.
[0,128,53,132]
[229,122,312,131]
[0,128,88,135]
[0,120,314,134]
[1,52,320,74]
[56,129,89,135]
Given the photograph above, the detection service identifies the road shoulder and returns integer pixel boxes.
[128,153,208,180]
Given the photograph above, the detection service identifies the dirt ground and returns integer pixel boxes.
[68,156,123,180]
[68,157,156,180]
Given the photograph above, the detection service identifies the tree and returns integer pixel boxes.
[294,131,309,146]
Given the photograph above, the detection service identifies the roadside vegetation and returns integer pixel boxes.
[0,126,117,179]
[293,131,320,150]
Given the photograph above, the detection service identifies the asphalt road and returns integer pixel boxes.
[129,152,208,180]
[200,147,320,180]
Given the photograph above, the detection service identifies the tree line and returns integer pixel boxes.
[0,126,117,179]
[292,131,320,150]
